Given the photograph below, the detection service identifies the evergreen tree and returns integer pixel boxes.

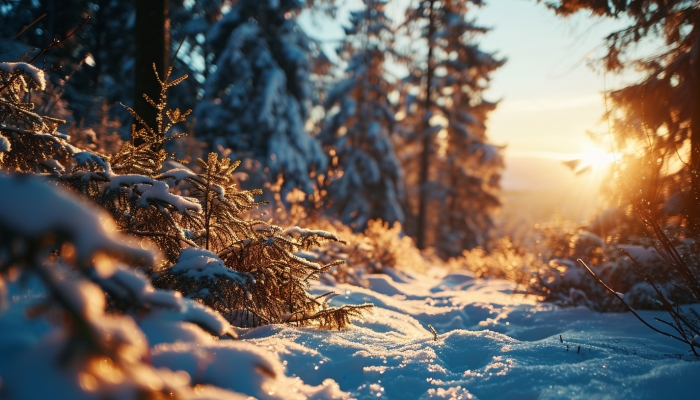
[402,0,503,254]
[194,0,325,197]
[319,0,404,231]
[403,0,438,250]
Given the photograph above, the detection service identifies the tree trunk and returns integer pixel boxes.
[688,26,700,231]
[134,0,169,144]
[416,0,436,250]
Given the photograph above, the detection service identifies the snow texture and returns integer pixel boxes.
[240,270,700,399]
[1,254,698,398]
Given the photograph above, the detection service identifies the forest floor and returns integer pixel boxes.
[244,267,699,399]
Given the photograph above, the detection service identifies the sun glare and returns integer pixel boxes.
[561,146,615,175]
[578,147,616,172]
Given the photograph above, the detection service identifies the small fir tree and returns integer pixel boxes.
[0,60,371,330]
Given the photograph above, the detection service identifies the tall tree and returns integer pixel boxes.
[434,0,503,256]
[404,0,438,250]
[402,0,503,252]
[319,0,405,231]
[194,0,325,197]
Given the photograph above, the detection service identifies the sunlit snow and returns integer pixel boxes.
[240,269,699,399]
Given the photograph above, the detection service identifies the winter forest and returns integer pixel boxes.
[0,0,699,398]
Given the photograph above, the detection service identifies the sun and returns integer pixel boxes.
[562,146,616,175]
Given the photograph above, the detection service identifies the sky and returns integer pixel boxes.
[466,1,648,222]
[300,0,641,222]
[475,0,634,194]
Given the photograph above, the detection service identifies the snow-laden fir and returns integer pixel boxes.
[319,0,405,232]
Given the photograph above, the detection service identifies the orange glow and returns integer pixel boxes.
[571,146,616,174]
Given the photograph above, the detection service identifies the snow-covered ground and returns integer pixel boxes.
[2,268,698,399]
[244,269,699,399]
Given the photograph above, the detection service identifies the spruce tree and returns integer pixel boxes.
[319,0,404,231]
[403,0,438,250]
[402,0,503,254]
[194,0,325,197]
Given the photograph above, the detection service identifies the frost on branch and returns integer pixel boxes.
[154,153,372,328]
[0,62,68,173]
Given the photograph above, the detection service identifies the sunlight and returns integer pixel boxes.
[576,146,616,172]
[562,146,616,176]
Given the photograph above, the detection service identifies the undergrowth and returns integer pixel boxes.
[0,60,372,330]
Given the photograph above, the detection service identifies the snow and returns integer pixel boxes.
[158,167,199,183]
[171,247,253,286]
[0,62,46,90]
[284,226,343,242]
[0,174,153,268]
[0,175,696,398]
[73,151,112,176]
[1,257,698,398]
[107,174,154,190]
[0,134,10,152]
[135,181,202,213]
[237,269,699,399]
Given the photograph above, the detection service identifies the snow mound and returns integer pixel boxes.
[0,62,46,90]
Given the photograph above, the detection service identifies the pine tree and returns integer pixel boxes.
[194,0,325,198]
[402,0,503,254]
[319,0,405,231]
[403,0,438,250]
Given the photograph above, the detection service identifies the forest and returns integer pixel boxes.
[0,0,699,398]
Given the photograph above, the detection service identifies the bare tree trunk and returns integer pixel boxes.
[134,0,169,144]
[416,0,436,250]
[687,26,700,232]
